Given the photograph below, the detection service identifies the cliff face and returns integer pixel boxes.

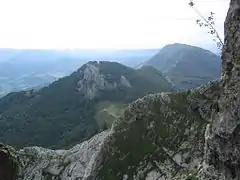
[1,0,239,179]
[77,62,132,99]
[202,0,240,179]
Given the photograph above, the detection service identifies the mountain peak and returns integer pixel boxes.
[144,44,221,89]
[77,61,132,99]
[77,62,107,99]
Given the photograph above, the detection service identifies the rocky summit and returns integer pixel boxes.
[1,0,240,179]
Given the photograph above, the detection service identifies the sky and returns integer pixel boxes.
[0,0,230,51]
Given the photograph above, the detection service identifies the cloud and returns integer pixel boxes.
[0,0,230,50]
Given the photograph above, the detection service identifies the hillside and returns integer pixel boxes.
[136,65,175,89]
[0,61,173,149]
[0,48,158,97]
[144,43,221,90]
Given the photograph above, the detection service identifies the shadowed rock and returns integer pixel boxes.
[0,144,18,180]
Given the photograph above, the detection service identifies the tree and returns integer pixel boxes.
[188,0,224,52]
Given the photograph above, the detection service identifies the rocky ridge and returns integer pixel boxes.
[0,130,112,180]
[0,81,219,180]
[18,130,111,180]
[92,82,220,180]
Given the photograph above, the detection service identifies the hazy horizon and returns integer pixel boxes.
[0,43,220,55]
[0,0,229,52]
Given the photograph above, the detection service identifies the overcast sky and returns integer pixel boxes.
[0,0,230,51]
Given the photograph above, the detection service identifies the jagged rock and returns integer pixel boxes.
[92,89,215,179]
[17,130,111,180]
[77,63,108,99]
[197,164,226,180]
[202,0,240,179]
[0,144,18,180]
[77,62,132,99]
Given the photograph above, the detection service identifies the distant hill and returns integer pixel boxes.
[0,48,158,97]
[144,43,221,89]
[136,65,175,90]
[0,61,173,149]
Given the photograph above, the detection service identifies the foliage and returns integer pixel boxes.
[188,0,223,52]
[136,65,175,91]
[185,173,200,180]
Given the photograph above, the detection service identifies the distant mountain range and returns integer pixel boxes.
[143,43,221,90]
[0,48,158,97]
[0,61,173,149]
[0,44,221,97]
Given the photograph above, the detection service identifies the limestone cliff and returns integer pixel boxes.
[201,0,240,179]
[77,62,128,99]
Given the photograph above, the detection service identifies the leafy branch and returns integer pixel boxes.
[189,0,224,51]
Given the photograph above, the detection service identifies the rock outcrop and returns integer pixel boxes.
[77,63,107,99]
[92,83,220,180]
[77,62,132,99]
[201,0,240,179]
[0,144,18,180]
[14,130,111,180]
